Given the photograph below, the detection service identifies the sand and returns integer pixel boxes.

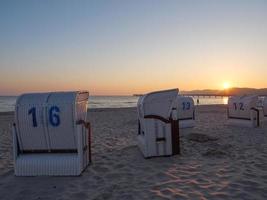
[0,105,267,200]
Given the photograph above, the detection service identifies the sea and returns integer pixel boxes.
[0,96,228,112]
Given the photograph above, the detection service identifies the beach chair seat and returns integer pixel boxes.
[14,154,79,176]
[227,95,262,128]
[176,96,195,128]
[13,91,91,176]
[137,89,180,158]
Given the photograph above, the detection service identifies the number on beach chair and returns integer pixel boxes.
[49,106,60,127]
[28,107,37,127]
[182,102,191,110]
[233,102,244,111]
[28,106,61,127]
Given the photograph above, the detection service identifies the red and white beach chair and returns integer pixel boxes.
[137,89,180,158]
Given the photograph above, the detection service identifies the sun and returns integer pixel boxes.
[223,82,230,89]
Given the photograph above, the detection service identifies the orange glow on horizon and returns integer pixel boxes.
[223,82,231,90]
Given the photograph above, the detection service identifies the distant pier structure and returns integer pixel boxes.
[135,93,267,98]
[181,94,229,98]
[134,93,230,98]
[181,93,267,98]
[181,94,229,105]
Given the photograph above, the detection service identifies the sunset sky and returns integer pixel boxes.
[0,0,266,95]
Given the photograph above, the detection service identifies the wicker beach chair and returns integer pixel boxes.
[176,96,195,128]
[13,91,91,176]
[227,95,262,127]
[137,89,180,158]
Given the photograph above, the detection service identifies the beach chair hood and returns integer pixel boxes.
[137,89,179,120]
[15,91,89,151]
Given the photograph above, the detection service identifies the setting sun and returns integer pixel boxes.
[223,82,231,89]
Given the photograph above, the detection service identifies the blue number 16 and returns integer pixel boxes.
[28,106,60,127]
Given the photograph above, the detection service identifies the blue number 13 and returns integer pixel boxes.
[182,102,190,110]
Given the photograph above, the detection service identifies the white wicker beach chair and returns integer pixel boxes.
[137,89,180,158]
[176,96,195,128]
[227,95,261,127]
[13,91,91,176]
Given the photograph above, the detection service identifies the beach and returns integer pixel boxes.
[0,105,267,200]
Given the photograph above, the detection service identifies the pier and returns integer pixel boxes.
[181,94,228,98]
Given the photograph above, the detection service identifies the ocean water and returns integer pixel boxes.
[0,96,228,112]
[0,96,17,112]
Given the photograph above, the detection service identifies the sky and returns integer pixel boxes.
[0,0,266,95]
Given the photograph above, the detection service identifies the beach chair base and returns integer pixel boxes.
[13,124,90,176]
[137,116,180,158]
[137,135,174,158]
[227,118,259,128]
[14,153,83,176]
[179,120,195,129]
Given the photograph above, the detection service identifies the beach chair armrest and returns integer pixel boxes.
[76,120,92,163]
[76,120,90,129]
[144,115,170,123]
[250,107,259,118]
[12,123,18,160]
[251,107,259,112]
[251,107,260,126]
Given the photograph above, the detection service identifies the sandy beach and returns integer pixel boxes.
[0,105,267,200]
